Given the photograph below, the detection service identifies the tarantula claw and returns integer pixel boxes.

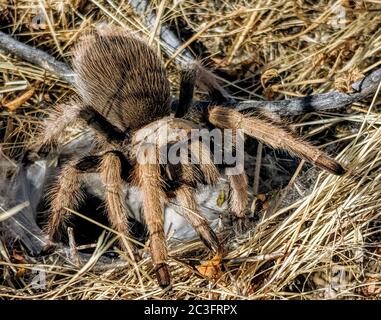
[155,263,171,288]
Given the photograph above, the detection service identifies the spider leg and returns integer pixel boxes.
[190,132,249,226]
[193,62,232,104]
[79,105,130,144]
[46,155,101,241]
[175,62,233,119]
[189,138,220,185]
[171,138,221,251]
[99,151,135,253]
[136,160,171,287]
[208,106,346,175]
[23,103,129,165]
[167,143,220,251]
[175,186,221,253]
[175,65,197,118]
[22,101,81,164]
[226,170,249,219]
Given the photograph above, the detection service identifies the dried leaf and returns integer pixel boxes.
[4,88,35,111]
[261,69,280,91]
[362,276,381,297]
[250,194,267,213]
[196,252,223,280]
[12,250,27,263]
[334,67,364,93]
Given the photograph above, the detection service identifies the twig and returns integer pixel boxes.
[224,250,285,264]
[67,227,80,267]
[233,67,381,115]
[0,31,75,85]
[1,30,380,115]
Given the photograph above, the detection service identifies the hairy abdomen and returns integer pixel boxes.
[73,28,171,130]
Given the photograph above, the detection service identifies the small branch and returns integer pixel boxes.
[0,31,75,85]
[67,227,80,267]
[1,30,380,116]
[233,67,381,115]
[224,250,285,264]
[187,66,381,116]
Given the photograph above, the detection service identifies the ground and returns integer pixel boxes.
[1,0,381,299]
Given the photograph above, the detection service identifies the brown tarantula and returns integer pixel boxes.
[24,26,345,287]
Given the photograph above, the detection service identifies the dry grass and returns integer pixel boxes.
[1,0,381,299]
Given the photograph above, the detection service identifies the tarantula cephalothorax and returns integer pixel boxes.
[25,26,345,287]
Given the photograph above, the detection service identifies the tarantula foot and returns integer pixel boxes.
[155,263,171,288]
